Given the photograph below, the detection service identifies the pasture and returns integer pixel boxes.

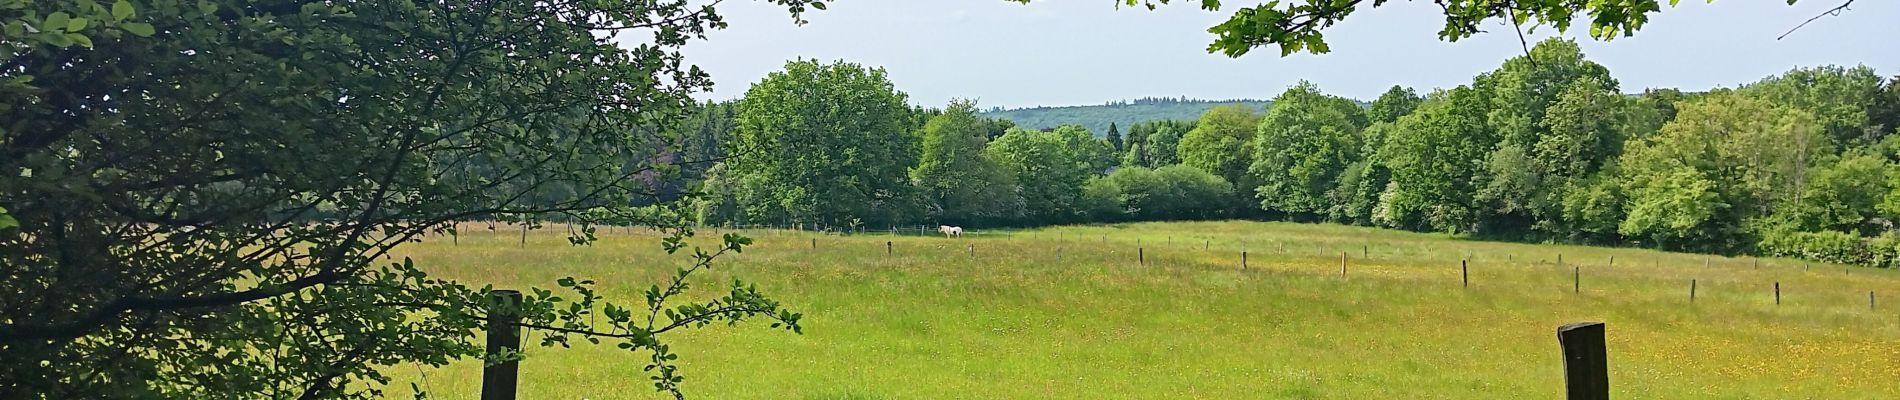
[388,221,1900,399]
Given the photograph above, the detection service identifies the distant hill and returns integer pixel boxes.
[979,97,1273,137]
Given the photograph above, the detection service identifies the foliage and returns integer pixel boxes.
[986,126,1103,224]
[979,97,1268,137]
[1251,81,1366,218]
[1178,105,1264,209]
[1790,154,1890,233]
[1615,92,1826,251]
[1096,166,1234,221]
[730,59,919,227]
[1740,65,1887,147]
[1121,119,1196,168]
[1,0,824,397]
[1376,86,1495,233]
[912,100,1024,225]
[1367,85,1422,124]
[1036,0,1824,57]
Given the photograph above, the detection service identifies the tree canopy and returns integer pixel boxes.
[729,59,918,228]
[2,1,821,397]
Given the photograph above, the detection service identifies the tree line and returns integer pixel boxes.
[680,39,1900,267]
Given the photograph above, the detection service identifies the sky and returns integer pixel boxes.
[661,1,1898,109]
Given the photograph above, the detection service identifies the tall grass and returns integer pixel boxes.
[387,221,1900,399]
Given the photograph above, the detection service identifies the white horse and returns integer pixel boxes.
[938,225,963,238]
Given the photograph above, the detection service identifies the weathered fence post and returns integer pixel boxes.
[1774,282,1781,305]
[1573,266,1580,294]
[1557,322,1609,400]
[1241,251,1248,270]
[1607,256,1613,268]
[1340,252,1347,279]
[1362,244,1368,259]
[886,241,892,256]
[1690,279,1697,303]
[1138,247,1145,266]
[1462,259,1469,288]
[810,238,816,250]
[482,290,524,400]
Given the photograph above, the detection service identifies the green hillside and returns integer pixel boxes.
[979,97,1272,136]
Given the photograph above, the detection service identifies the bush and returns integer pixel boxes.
[1098,166,1235,221]
[1758,229,1867,265]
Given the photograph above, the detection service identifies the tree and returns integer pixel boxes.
[1106,122,1124,152]
[1144,123,1185,167]
[1179,105,1263,209]
[1792,154,1891,233]
[1251,81,1366,218]
[1615,92,1826,251]
[912,100,1024,225]
[1337,122,1398,225]
[1470,39,1622,234]
[1036,0,1836,57]
[1872,75,1900,138]
[987,127,1099,224]
[2,1,822,397]
[1376,86,1496,233]
[1367,85,1423,124]
[1096,165,1234,220]
[730,59,919,227]
[1056,125,1118,174]
[1741,65,1887,147]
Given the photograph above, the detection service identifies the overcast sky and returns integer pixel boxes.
[664,1,1897,109]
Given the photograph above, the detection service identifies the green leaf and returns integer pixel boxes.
[44,12,71,32]
[121,22,154,37]
[113,0,135,21]
[0,206,17,230]
[68,32,92,48]
[809,2,825,10]
[42,31,74,47]
[67,17,88,31]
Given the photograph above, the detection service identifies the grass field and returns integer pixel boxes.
[386,221,1900,399]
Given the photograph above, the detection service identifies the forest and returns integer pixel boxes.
[977,97,1274,135]
[673,39,1900,267]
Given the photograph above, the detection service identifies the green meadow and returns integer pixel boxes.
[388,221,1900,399]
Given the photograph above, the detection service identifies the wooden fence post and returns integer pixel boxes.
[886,241,892,256]
[1573,266,1580,294]
[810,238,816,250]
[1241,251,1248,270]
[1462,259,1469,288]
[1340,252,1347,279]
[482,290,524,400]
[1557,322,1609,400]
[1139,247,1145,266]
[1690,279,1697,303]
[1775,282,1781,305]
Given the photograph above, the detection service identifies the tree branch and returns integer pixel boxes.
[1778,0,1855,40]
